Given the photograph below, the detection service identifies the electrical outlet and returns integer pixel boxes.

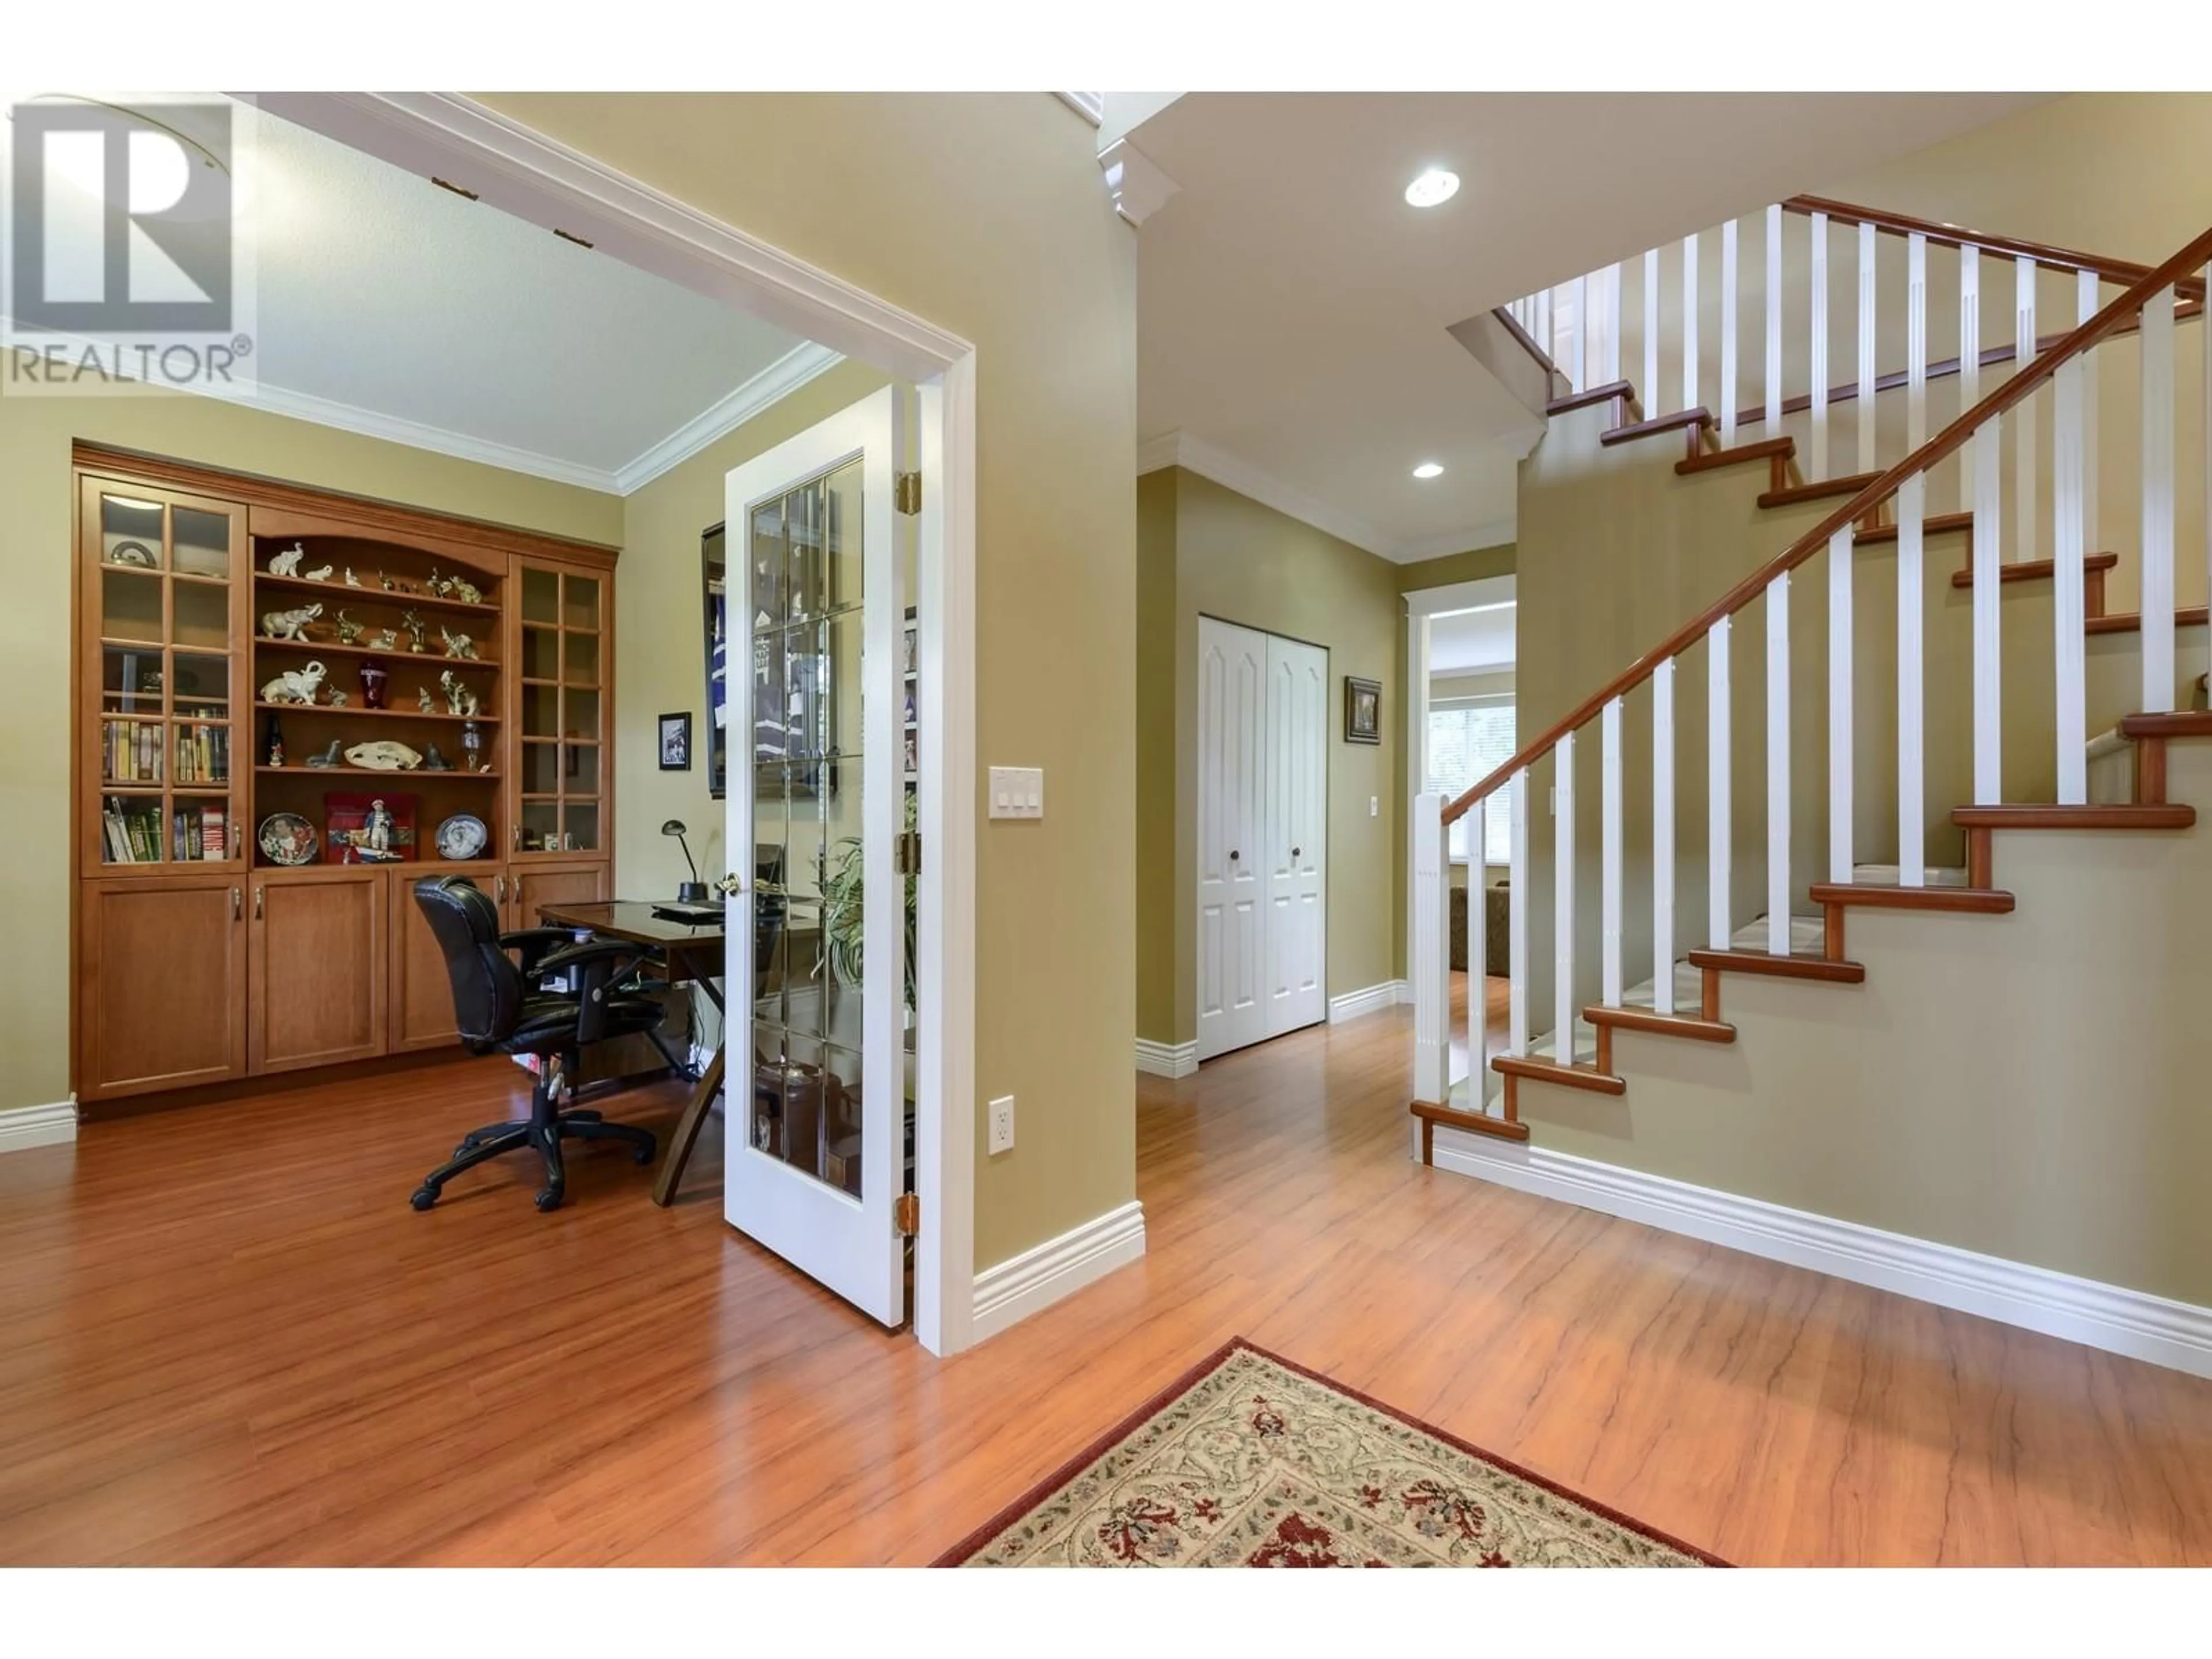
[1369,796,1378,817]
[987,1094,1015,1155]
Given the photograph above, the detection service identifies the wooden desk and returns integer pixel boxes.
[538,899,726,1207]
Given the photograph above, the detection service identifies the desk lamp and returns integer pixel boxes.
[662,819,709,903]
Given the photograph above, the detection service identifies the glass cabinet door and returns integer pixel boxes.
[82,479,247,868]
[513,560,606,855]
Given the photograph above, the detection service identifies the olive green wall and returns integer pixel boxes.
[611,359,892,904]
[1,386,622,1118]
[485,93,1138,1272]
[1134,469,1180,1042]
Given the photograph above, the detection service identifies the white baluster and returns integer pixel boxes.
[1720,218,1738,442]
[1412,793,1448,1104]
[1766,203,1784,442]
[2016,256,2039,568]
[1644,248,1660,411]
[1509,767,1530,1058]
[1602,698,1623,1006]
[1972,415,2004,806]
[1960,249,1981,517]
[1858,221,1877,472]
[2054,358,2087,801]
[1554,730,1576,1064]
[1683,233,1700,413]
[1467,793,1486,1078]
[2080,270,2100,558]
[1897,475,1926,887]
[1828,528,1854,880]
[1652,659,1676,1014]
[2143,286,2177,714]
[1603,262,1622,386]
[1571,272,1589,394]
[1810,210,1830,481]
[1709,616,1731,950]
[1766,574,1791,955]
[1537,286,1552,368]
[1906,232,1927,453]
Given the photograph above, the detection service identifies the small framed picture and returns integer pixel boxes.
[1344,676,1382,744]
[658,711,692,771]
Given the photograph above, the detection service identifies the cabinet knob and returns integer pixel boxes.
[1229,849,1240,862]
[253,886,264,921]
[1291,846,1302,859]
[231,886,241,921]
[494,874,507,903]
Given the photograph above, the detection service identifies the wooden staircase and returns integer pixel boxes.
[1414,204,2212,1157]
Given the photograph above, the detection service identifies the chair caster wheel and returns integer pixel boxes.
[411,1186,438,1211]
[535,1187,565,1213]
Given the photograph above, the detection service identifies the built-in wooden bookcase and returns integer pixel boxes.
[70,446,619,1108]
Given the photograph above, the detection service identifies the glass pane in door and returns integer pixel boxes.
[748,459,865,1193]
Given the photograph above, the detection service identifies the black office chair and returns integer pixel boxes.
[410,876,664,1213]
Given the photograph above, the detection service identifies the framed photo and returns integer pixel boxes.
[659,711,692,771]
[1344,676,1382,744]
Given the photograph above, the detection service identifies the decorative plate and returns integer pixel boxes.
[105,540,156,568]
[257,812,317,867]
[434,812,488,861]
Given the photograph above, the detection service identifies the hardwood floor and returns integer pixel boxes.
[3,988,2211,1565]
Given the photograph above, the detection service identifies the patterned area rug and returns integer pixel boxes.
[940,1338,1723,1567]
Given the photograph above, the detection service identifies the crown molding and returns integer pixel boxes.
[1054,91,1105,127]
[1139,431,1518,563]
[614,340,844,494]
[246,381,622,493]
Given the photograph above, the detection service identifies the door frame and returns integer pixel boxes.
[266,93,979,1356]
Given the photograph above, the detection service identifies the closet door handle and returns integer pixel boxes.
[253,886,264,921]
[1291,846,1302,859]
[230,887,241,922]
[494,874,508,903]
[1229,849,1240,862]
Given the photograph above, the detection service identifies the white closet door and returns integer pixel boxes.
[1196,617,1267,1061]
[1263,634,1327,1037]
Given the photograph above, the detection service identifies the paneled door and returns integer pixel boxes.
[249,869,387,1074]
[724,385,909,1329]
[1196,617,1267,1062]
[1196,618,1328,1063]
[76,877,247,1097]
[1262,635,1327,1037]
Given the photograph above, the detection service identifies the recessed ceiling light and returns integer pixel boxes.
[1404,168,1459,209]
[1412,461,1444,480]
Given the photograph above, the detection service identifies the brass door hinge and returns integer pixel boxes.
[894,471,922,515]
[893,1191,921,1236]
[895,830,922,876]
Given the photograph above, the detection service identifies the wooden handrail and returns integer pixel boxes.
[1441,219,2212,828]
[1492,304,1565,382]
[1782,194,2207,303]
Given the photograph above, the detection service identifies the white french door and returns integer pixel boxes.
[1195,617,1327,1063]
[725,385,911,1328]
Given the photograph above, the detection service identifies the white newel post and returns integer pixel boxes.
[1412,793,1448,1106]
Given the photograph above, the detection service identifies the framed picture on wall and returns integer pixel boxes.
[660,712,692,771]
[1344,676,1382,744]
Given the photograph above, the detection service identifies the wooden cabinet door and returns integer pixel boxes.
[387,868,480,1054]
[77,877,247,1099]
[507,861,609,930]
[249,869,387,1074]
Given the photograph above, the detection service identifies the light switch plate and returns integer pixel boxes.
[987,1094,1015,1154]
[989,766,1044,820]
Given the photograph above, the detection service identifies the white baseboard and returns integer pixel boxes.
[1328,979,1410,1023]
[1431,1129,2212,1381]
[0,1100,78,1156]
[1134,1038,1198,1079]
[971,1199,1147,1343]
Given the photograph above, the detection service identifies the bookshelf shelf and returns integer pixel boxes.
[251,636,502,669]
[251,702,502,724]
[253,570,501,617]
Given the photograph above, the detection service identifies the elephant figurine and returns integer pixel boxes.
[439,624,479,660]
[261,603,323,641]
[301,563,335,583]
[260,661,328,706]
[448,574,484,605]
[440,669,481,718]
[267,543,306,578]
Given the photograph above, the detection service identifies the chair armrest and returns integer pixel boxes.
[535,938,654,1043]
[499,926,579,976]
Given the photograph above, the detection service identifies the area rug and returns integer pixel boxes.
[938,1338,1723,1567]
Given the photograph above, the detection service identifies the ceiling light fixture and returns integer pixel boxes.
[1404,168,1459,209]
[1412,461,1444,480]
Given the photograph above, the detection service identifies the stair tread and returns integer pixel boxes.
[1601,406,1713,446]
[1758,471,1881,509]
[1844,863,1968,888]
[1954,802,2196,830]
[1948,552,2120,589]
[1855,511,1975,546]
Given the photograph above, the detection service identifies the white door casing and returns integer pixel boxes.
[1196,616,1266,1062]
[725,383,908,1329]
[1263,634,1327,1036]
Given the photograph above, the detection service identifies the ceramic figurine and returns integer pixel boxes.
[440,669,481,718]
[264,713,284,768]
[449,574,484,605]
[400,609,428,653]
[260,602,321,641]
[423,743,453,772]
[343,738,423,772]
[260,660,328,705]
[426,567,452,599]
[326,688,350,708]
[372,627,399,650]
[439,624,478,660]
[359,656,389,710]
[267,543,306,578]
[343,566,362,588]
[366,798,393,855]
[335,609,363,645]
[301,563,334,583]
[462,719,484,773]
[378,569,397,592]
[417,685,435,713]
[305,739,343,769]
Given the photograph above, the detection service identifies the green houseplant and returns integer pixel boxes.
[819,789,918,1009]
